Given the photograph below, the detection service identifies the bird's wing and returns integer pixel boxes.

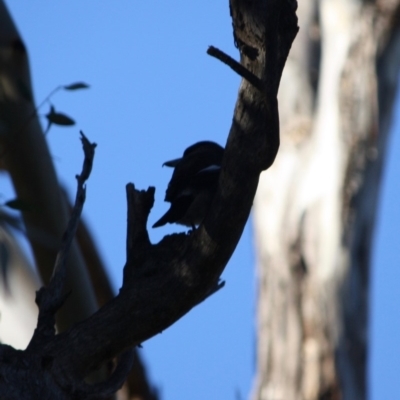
[152,195,194,228]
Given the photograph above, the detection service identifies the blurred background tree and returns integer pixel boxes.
[252,1,400,399]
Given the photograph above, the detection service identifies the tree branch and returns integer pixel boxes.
[123,184,154,284]
[207,46,264,91]
[41,0,299,381]
[27,132,96,352]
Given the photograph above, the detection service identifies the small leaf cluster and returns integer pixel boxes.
[40,82,90,134]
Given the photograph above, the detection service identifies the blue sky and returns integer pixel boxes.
[2,1,400,399]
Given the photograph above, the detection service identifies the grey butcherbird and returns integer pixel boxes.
[152,141,224,228]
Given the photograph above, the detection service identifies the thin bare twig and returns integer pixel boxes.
[27,132,96,351]
[207,46,263,91]
[51,131,96,291]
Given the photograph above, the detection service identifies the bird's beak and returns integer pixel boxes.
[163,157,182,167]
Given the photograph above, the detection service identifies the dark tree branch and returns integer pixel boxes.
[207,46,264,91]
[51,131,96,294]
[54,350,135,400]
[123,184,154,284]
[41,0,298,380]
[0,0,298,398]
[64,188,158,399]
[27,132,96,352]
[0,132,97,399]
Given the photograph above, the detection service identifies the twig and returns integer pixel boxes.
[207,46,264,91]
[51,131,96,290]
[27,131,96,350]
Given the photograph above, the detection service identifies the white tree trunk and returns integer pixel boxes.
[0,226,40,349]
[252,1,400,399]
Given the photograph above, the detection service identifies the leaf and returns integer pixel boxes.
[4,198,31,211]
[64,82,90,91]
[46,105,75,126]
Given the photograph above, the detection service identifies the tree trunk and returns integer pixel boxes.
[252,1,400,399]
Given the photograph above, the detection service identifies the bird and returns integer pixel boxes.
[152,141,224,228]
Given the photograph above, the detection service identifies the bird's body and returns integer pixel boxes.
[152,141,224,228]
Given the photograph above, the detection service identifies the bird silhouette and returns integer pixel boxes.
[153,141,224,228]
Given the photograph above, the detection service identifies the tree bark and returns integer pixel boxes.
[252,1,400,399]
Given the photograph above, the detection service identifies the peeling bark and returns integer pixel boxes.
[252,1,400,399]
